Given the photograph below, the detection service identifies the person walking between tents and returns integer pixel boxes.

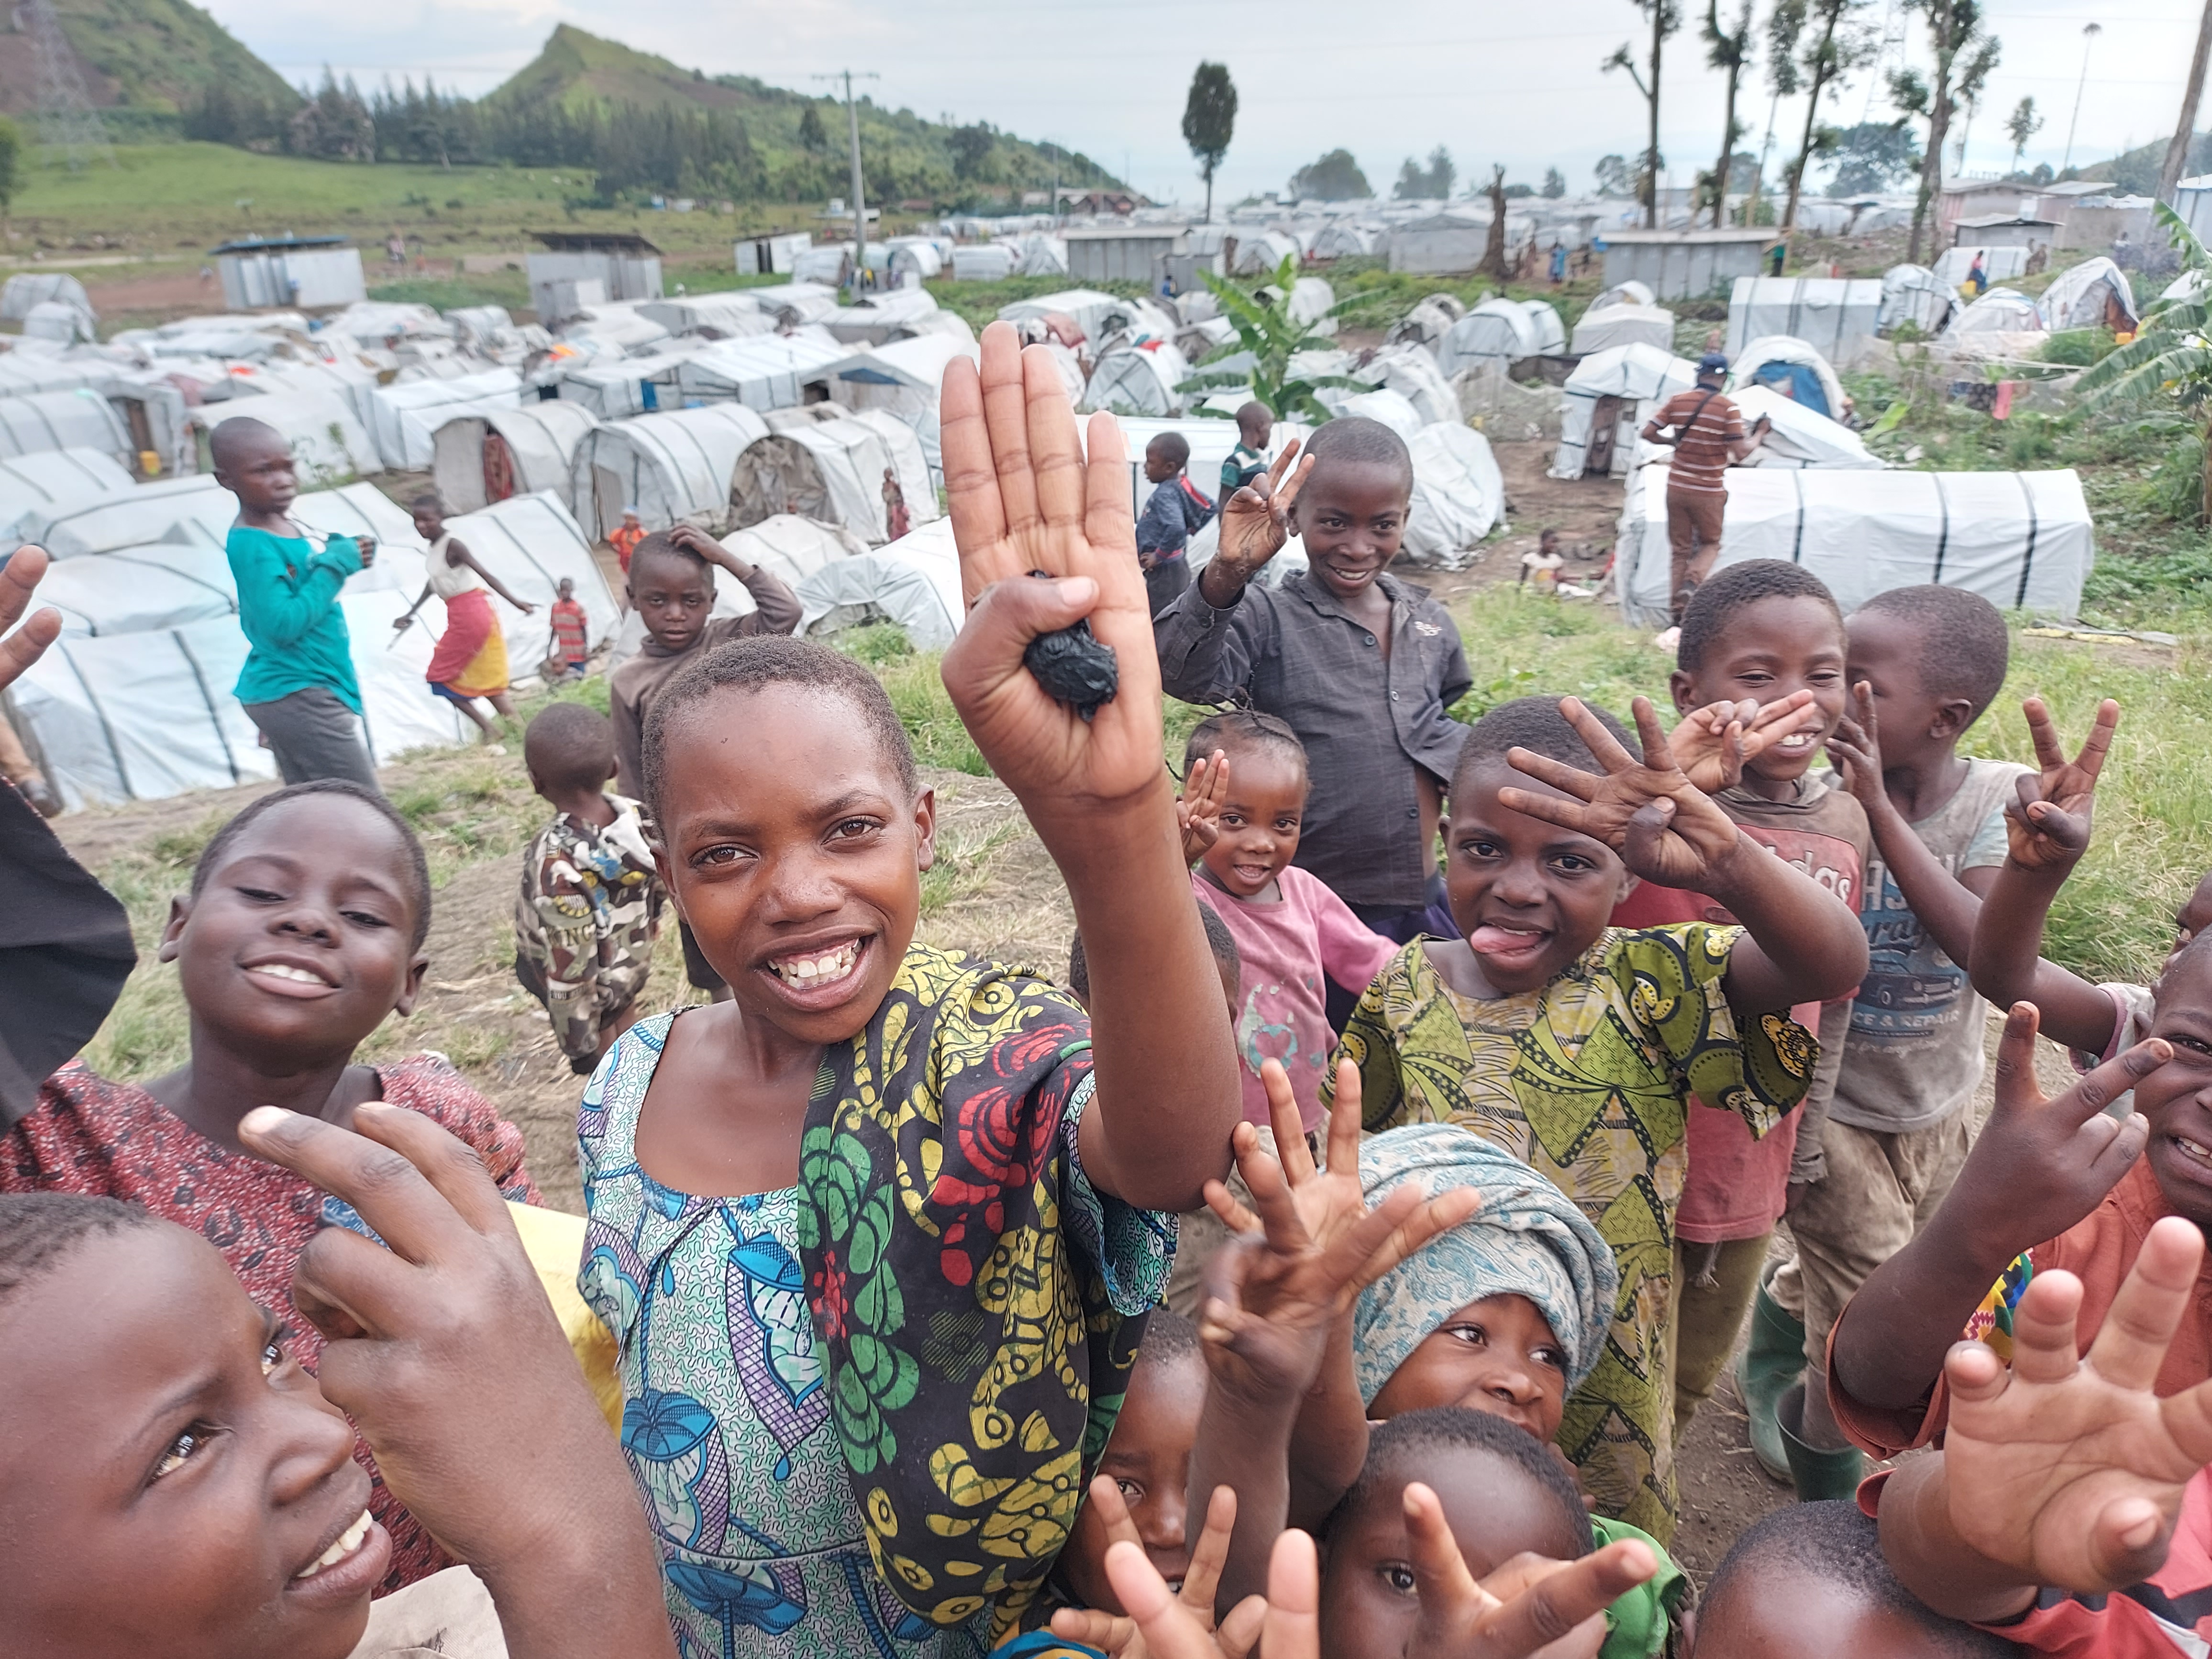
[882,466,910,541]
[392,494,537,752]
[1640,353,1768,628]
[1966,252,1989,297]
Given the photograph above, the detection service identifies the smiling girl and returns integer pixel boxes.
[0,779,541,1591]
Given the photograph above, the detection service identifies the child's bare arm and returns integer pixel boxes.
[939,325,1240,1211]
[453,542,536,613]
[1502,697,1868,1010]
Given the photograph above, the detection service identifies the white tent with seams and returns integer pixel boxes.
[1551,343,1697,479]
[664,328,851,411]
[792,515,966,649]
[0,447,133,541]
[193,391,381,489]
[0,388,134,466]
[1435,298,1544,378]
[1568,302,1676,356]
[565,403,771,538]
[1724,277,1883,364]
[366,368,524,471]
[431,400,600,514]
[729,410,900,541]
[554,343,708,420]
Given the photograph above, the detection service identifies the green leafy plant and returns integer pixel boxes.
[2079,202,2212,522]
[1178,254,1361,422]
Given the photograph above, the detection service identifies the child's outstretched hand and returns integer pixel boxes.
[0,543,62,693]
[939,321,1167,811]
[1051,1484,1264,1659]
[1665,689,1821,794]
[1402,1482,1659,1659]
[1942,1216,2212,1593]
[1181,748,1228,865]
[2004,696,2120,873]
[1208,442,1315,592]
[1824,681,1888,816]
[1103,1528,1320,1659]
[1501,696,1741,890]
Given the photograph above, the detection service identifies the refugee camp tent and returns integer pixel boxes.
[734,283,843,327]
[792,515,966,649]
[1591,280,1657,311]
[1403,423,1505,569]
[1932,246,2028,289]
[1724,278,1883,365]
[1435,299,1542,377]
[0,273,92,330]
[728,414,898,541]
[1616,465,2092,627]
[1014,233,1069,276]
[1327,389,1425,440]
[1729,336,1848,421]
[1879,265,1958,335]
[951,244,1017,282]
[636,294,781,339]
[668,330,851,411]
[888,242,944,283]
[26,474,230,560]
[1288,277,1337,335]
[0,353,117,399]
[1551,344,1697,479]
[365,369,522,472]
[1521,301,1567,356]
[37,542,240,635]
[1387,293,1467,351]
[565,403,771,538]
[0,388,132,467]
[1082,340,1192,417]
[1232,230,1302,276]
[996,290,1148,345]
[1569,303,1676,356]
[818,332,979,483]
[1387,215,1489,276]
[846,409,940,532]
[1356,344,1461,428]
[1310,224,1375,260]
[0,448,133,541]
[439,491,620,663]
[556,302,671,355]
[192,390,380,487]
[1725,383,1880,469]
[289,481,422,571]
[554,343,708,420]
[20,301,91,345]
[431,401,600,514]
[1942,288,2046,346]
[2037,256,2138,333]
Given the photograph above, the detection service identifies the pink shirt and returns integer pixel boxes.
[1193,865,1397,1131]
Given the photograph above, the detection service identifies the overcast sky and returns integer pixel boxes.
[213,0,2201,204]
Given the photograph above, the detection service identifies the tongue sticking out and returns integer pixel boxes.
[1470,925,1545,956]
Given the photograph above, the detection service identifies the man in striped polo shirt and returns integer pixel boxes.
[1642,352,1770,625]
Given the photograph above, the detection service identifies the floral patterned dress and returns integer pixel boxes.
[578,947,1174,1658]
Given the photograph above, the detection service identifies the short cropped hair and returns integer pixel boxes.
[641,635,918,825]
[1147,432,1191,470]
[1302,415,1413,486]
[1183,708,1307,776]
[208,415,283,470]
[524,702,615,795]
[1702,1502,2014,1658]
[0,1194,158,1313]
[1857,585,2011,720]
[1069,904,1239,1003]
[1451,696,1634,799]
[1135,1309,1201,1372]
[628,530,708,578]
[1236,400,1272,437]
[1326,1406,1589,1561]
[409,491,444,514]
[1676,559,1844,672]
[191,780,432,950]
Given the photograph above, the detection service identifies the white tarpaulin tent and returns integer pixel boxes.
[1569,303,1676,356]
[437,491,620,667]
[794,515,966,649]
[431,401,599,514]
[1727,384,1881,469]
[0,354,118,399]
[367,369,523,471]
[1521,301,1567,356]
[847,408,940,531]
[995,289,1134,345]
[951,245,1016,281]
[1591,280,1656,311]
[636,294,780,339]
[1356,344,1460,427]
[1616,465,2092,627]
[555,343,708,420]
[1311,224,1375,260]
[1879,265,1958,335]
[1329,389,1424,439]
[2038,256,2139,332]
[196,392,380,488]
[1933,246,2028,289]
[1082,340,1192,417]
[0,448,133,541]
[566,403,771,538]
[0,388,133,466]
[1232,231,1302,276]
[1,273,92,328]
[38,542,240,635]
[31,475,232,559]
[729,415,897,540]
[1725,278,1882,363]
[1014,233,1069,276]
[1551,344,1696,479]
[668,330,850,411]
[1404,423,1505,569]
[1729,335,1849,422]
[1943,288,2046,339]
[1435,299,1542,377]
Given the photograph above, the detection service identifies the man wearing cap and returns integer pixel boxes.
[1642,353,1769,625]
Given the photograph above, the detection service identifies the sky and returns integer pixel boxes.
[213,0,2207,205]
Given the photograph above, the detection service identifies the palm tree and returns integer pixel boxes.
[2080,203,2212,520]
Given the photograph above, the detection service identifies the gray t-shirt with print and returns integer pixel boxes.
[1829,757,2033,1134]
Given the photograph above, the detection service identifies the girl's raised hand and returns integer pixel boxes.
[1210,442,1314,589]
[2005,696,2120,873]
[1104,1529,1320,1659]
[1051,1485,1262,1659]
[939,321,1172,814]
[1500,696,1740,890]
[1181,748,1229,865]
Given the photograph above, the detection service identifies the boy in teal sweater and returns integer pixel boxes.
[215,417,381,791]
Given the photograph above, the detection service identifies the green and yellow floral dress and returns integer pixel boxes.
[1328,926,1814,1542]
[579,946,1174,1657]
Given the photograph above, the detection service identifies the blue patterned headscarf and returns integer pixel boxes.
[1352,1124,1620,1402]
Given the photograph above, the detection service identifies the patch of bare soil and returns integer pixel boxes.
[1416,438,1625,608]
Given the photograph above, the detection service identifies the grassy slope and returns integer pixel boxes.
[54,0,297,114]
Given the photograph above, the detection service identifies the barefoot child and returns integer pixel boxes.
[545,575,591,683]
[514,703,664,1077]
[1332,695,1868,1540]
[0,779,540,1590]
[392,493,537,748]
[575,324,1243,1653]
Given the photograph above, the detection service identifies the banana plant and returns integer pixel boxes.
[1177,253,1362,422]
[2079,203,2212,520]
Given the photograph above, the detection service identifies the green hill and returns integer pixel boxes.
[0,0,298,122]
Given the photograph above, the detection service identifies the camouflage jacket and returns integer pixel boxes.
[515,796,664,1060]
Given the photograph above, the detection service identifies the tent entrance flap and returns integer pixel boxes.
[1585,397,1622,476]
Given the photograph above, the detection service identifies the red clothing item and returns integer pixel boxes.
[1860,1466,2212,1656]
[1829,1159,2212,1460]
[548,597,589,665]
[2,1058,541,1593]
[609,523,645,573]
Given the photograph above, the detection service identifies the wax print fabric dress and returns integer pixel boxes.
[1329,926,1814,1543]
[578,945,1175,1658]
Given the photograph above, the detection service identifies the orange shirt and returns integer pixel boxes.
[610,524,645,573]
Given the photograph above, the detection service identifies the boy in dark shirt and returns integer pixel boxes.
[1219,400,1274,498]
[1134,431,1215,617]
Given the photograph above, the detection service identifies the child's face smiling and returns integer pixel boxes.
[2131,947,2212,1229]
[0,1227,386,1659]
[1844,610,1969,774]
[409,506,443,542]
[1198,747,1307,899]
[1671,595,1848,787]
[1293,459,1409,604]
[1318,1448,1586,1659]
[1056,1353,1204,1614]
[1446,762,1634,994]
[1365,1293,1571,1442]
[627,546,715,652]
[654,683,933,1046]
[162,795,427,1066]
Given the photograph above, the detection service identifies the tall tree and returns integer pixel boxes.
[2005,96,2043,177]
[2159,0,2212,204]
[798,103,829,154]
[1481,165,1511,275]
[1288,148,1370,200]
[1605,0,1684,226]
[1891,0,1998,262]
[1782,0,1873,232]
[1748,0,1807,223]
[1182,62,1238,221]
[1703,0,1756,225]
[1542,165,1567,197]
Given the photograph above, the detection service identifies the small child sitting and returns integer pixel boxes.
[544,575,590,683]
[0,779,541,1591]
[1135,431,1215,616]
[514,703,665,1076]
[1333,693,1868,1541]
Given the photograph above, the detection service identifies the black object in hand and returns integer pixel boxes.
[1019,570,1118,721]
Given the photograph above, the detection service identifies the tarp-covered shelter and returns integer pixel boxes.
[1729,335,1848,421]
[793,515,966,649]
[1932,246,2028,289]
[367,369,522,472]
[1356,343,1462,428]
[1616,465,2092,627]
[1551,344,1696,479]
[0,447,133,541]
[1943,288,2046,338]
[729,414,898,541]
[996,289,1143,346]
[1879,265,1958,335]
[1435,299,1542,377]
[951,244,1016,281]
[1231,230,1302,276]
[566,403,771,538]
[1387,215,1489,276]
[1403,423,1505,569]
[0,387,133,466]
[667,329,850,411]
[818,332,979,483]
[1591,280,1656,311]
[1569,303,1676,356]
[2038,256,2138,333]
[37,541,240,636]
[846,408,940,533]
[29,474,232,560]
[1725,383,1880,469]
[1311,224,1375,260]
[194,391,381,487]
[0,353,118,399]
[431,401,599,514]
[1014,233,1069,276]
[636,293,780,339]
[555,343,708,420]
[1521,301,1567,356]
[1082,340,1191,417]
[1725,278,1882,364]
[1,272,92,329]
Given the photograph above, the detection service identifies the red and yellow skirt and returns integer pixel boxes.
[426,588,509,700]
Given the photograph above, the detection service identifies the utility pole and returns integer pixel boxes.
[2158,0,2212,204]
[2062,22,2101,173]
[814,69,878,293]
